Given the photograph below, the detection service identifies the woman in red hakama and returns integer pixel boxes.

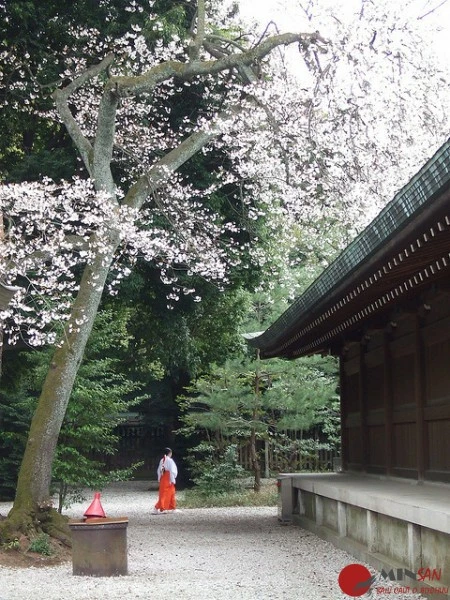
[154,447,178,513]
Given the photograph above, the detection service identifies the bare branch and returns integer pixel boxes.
[205,34,248,53]
[418,0,448,19]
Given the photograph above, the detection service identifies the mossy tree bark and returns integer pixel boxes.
[4,235,119,543]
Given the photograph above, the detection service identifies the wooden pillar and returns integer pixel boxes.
[383,332,393,475]
[414,315,426,481]
[359,341,369,471]
[339,355,348,471]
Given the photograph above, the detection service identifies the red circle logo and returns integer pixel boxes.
[338,564,373,596]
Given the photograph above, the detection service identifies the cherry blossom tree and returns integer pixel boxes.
[0,0,328,540]
[222,0,450,301]
[0,0,448,540]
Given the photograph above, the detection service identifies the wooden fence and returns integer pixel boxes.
[238,440,340,475]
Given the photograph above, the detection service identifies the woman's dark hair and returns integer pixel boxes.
[164,447,172,455]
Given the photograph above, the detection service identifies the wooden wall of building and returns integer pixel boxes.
[341,290,450,483]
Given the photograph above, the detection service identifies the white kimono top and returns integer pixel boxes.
[157,455,178,484]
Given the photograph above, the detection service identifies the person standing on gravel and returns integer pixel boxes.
[153,447,178,514]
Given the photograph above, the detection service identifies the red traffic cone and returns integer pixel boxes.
[84,492,106,519]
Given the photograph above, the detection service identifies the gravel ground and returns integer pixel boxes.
[0,481,426,600]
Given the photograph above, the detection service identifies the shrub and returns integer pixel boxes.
[1,538,19,551]
[28,533,52,556]
[187,443,246,496]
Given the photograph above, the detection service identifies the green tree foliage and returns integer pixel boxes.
[266,355,339,432]
[176,241,342,491]
[113,268,252,471]
[0,308,146,505]
[265,355,340,472]
[0,358,35,499]
[178,350,339,491]
[185,442,245,497]
[124,266,250,380]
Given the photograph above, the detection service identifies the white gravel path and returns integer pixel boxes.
[0,481,426,600]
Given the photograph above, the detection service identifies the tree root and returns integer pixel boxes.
[41,510,71,547]
[0,507,71,547]
[0,508,36,543]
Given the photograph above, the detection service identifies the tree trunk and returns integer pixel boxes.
[3,232,119,542]
[264,440,270,479]
[250,426,261,492]
[251,353,262,492]
[299,429,303,471]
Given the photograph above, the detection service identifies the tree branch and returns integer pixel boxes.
[110,32,326,97]
[203,40,257,85]
[418,0,448,19]
[120,30,328,210]
[52,53,115,176]
[123,124,219,210]
[92,87,119,196]
[188,0,206,60]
